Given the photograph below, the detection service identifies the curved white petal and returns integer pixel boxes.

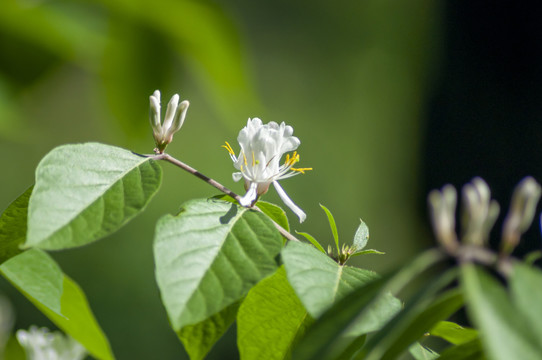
[239,182,258,207]
[162,94,180,131]
[273,181,306,223]
[232,172,244,182]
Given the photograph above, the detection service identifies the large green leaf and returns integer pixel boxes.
[509,263,542,341]
[1,249,114,359]
[292,276,388,360]
[0,249,63,316]
[358,286,462,360]
[282,241,401,330]
[154,198,282,333]
[178,301,241,360]
[237,267,313,360]
[461,264,542,360]
[0,186,32,264]
[25,143,161,250]
[292,249,446,360]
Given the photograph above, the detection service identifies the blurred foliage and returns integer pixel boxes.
[0,0,441,358]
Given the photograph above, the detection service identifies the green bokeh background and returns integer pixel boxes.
[0,0,441,358]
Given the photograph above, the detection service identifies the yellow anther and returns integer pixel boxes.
[243,153,248,167]
[252,151,256,167]
[284,151,301,166]
[222,141,236,156]
[291,167,313,174]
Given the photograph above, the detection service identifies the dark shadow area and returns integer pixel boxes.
[423,0,542,257]
[219,204,238,224]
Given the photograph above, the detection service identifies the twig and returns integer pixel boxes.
[149,153,300,242]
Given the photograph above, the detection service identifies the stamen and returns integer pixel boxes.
[221,141,236,156]
[252,151,256,167]
[243,152,248,167]
[291,167,313,174]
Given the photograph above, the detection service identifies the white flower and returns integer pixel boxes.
[149,90,190,153]
[223,118,311,222]
[16,326,87,360]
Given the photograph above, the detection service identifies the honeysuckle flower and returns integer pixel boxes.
[428,184,459,253]
[149,90,189,154]
[501,176,541,253]
[223,118,311,222]
[461,177,499,246]
[16,326,87,360]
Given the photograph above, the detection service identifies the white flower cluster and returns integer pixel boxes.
[16,326,87,360]
[224,118,311,222]
[149,90,189,153]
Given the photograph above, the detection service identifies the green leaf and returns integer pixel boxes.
[292,276,388,360]
[178,301,241,360]
[255,200,290,233]
[352,219,369,252]
[1,250,114,359]
[37,276,115,360]
[292,249,446,360]
[461,264,542,360]
[359,283,462,360]
[0,249,63,316]
[408,343,439,360]
[510,262,542,341]
[429,321,478,345]
[154,199,282,333]
[26,143,161,250]
[438,339,486,360]
[237,267,313,360]
[350,249,385,257]
[282,241,400,327]
[295,231,326,253]
[0,186,32,264]
[320,204,340,254]
[212,196,290,237]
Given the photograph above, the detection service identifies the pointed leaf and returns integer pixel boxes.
[178,301,240,360]
[320,204,340,254]
[1,250,114,359]
[0,186,32,264]
[282,241,400,327]
[0,249,63,316]
[429,321,478,345]
[154,199,282,333]
[352,219,369,252]
[295,231,326,253]
[26,143,161,250]
[461,264,542,360]
[237,267,313,360]
[350,249,385,257]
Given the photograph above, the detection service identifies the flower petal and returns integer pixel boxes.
[239,182,258,207]
[273,181,306,223]
[232,172,243,182]
[162,94,180,131]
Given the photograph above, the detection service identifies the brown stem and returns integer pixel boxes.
[150,153,300,242]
